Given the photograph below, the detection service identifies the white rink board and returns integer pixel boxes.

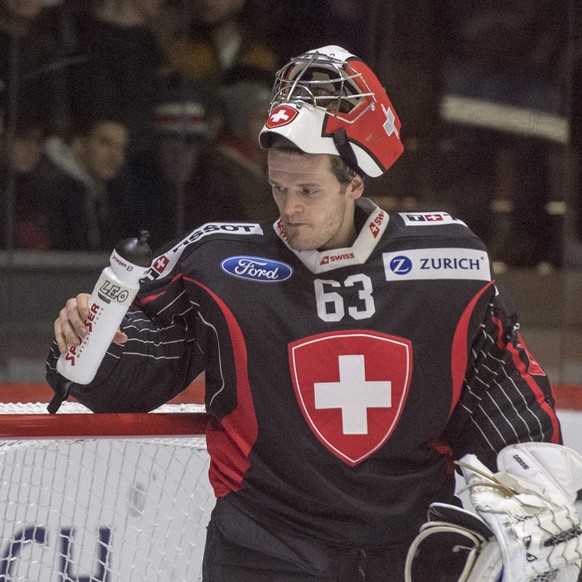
[0,437,213,582]
[3,407,582,580]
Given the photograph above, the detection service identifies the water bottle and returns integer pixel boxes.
[57,231,153,384]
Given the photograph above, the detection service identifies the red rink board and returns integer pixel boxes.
[0,376,206,405]
[0,379,580,409]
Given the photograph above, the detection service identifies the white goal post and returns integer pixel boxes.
[0,403,213,582]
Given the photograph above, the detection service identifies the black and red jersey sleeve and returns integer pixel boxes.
[445,283,562,470]
[46,271,205,413]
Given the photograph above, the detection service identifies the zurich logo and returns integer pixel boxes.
[221,256,293,283]
[389,255,413,275]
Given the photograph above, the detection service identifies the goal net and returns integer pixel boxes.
[0,401,213,582]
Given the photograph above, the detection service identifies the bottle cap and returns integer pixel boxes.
[115,230,153,268]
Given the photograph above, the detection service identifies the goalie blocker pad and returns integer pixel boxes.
[407,443,582,581]
[460,442,582,582]
[405,502,502,582]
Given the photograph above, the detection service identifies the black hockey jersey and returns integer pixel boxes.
[46,199,561,547]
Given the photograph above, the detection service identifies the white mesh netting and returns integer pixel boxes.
[0,403,213,582]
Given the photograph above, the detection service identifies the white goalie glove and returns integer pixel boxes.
[459,442,582,582]
[406,443,582,582]
[404,502,502,582]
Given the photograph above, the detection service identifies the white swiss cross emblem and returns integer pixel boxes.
[153,255,170,274]
[382,104,399,138]
[266,105,298,129]
[289,331,412,466]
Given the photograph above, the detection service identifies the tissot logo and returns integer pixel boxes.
[221,256,293,283]
[144,222,262,281]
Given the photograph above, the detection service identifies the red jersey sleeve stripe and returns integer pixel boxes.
[450,281,495,418]
[491,315,561,444]
[182,276,258,496]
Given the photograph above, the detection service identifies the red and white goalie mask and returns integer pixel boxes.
[259,45,404,178]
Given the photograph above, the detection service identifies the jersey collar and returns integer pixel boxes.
[273,198,389,274]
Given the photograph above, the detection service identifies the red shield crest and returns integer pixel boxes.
[265,105,298,129]
[289,331,412,466]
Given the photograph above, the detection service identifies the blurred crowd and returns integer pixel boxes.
[0,0,578,269]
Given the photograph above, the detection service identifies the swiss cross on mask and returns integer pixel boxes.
[288,331,412,466]
[382,104,399,138]
[266,105,298,129]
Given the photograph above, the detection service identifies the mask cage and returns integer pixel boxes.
[269,51,377,123]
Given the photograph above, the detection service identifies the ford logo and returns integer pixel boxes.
[220,256,293,283]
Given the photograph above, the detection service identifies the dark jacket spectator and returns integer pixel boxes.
[127,77,213,249]
[64,0,169,154]
[0,119,52,250]
[0,0,62,131]
[194,70,277,224]
[41,115,136,251]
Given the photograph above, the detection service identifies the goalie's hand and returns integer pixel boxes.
[54,292,127,354]
[459,443,582,582]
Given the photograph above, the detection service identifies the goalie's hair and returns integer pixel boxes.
[267,134,358,186]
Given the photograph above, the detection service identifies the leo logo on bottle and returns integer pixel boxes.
[97,279,130,304]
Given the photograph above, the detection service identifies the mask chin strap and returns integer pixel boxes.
[332,128,363,177]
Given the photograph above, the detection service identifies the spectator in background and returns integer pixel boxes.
[0,0,61,130]
[265,0,372,65]
[0,117,51,250]
[162,0,278,128]
[571,50,582,245]
[64,0,170,155]
[441,0,566,271]
[40,113,134,251]
[128,76,211,249]
[195,67,277,223]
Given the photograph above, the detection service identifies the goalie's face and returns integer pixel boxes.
[267,148,364,252]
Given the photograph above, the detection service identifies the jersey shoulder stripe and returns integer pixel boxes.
[144,222,264,282]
